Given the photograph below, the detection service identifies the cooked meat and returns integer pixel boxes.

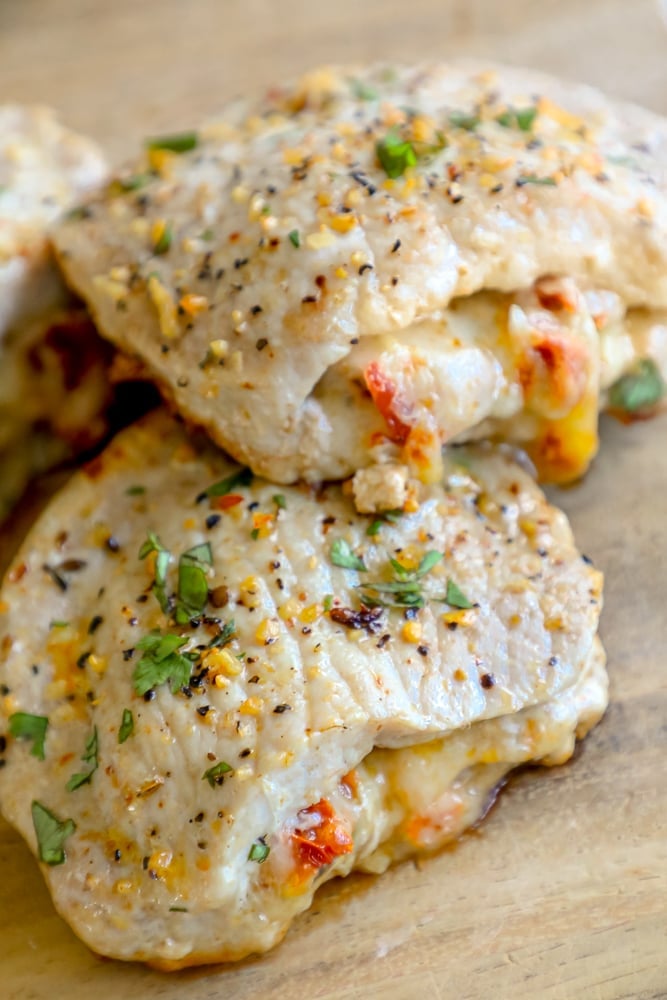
[53,62,667,485]
[0,409,606,968]
[0,104,107,338]
[0,106,111,517]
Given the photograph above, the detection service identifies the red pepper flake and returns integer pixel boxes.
[211,493,244,511]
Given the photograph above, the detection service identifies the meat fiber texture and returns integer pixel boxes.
[52,62,667,484]
[0,409,607,967]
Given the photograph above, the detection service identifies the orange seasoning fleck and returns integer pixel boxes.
[211,493,244,511]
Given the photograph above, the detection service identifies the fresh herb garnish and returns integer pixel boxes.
[153,222,173,255]
[206,619,236,650]
[366,520,383,537]
[139,532,171,614]
[516,174,557,187]
[169,906,189,912]
[248,838,270,863]
[8,712,49,760]
[50,620,70,629]
[288,229,301,248]
[126,485,146,496]
[608,358,665,414]
[351,79,378,101]
[358,550,443,608]
[118,709,134,744]
[198,467,253,502]
[202,760,232,787]
[110,173,153,195]
[330,539,367,571]
[66,727,99,791]
[272,494,286,510]
[132,631,194,695]
[449,110,480,131]
[31,801,76,866]
[323,594,334,612]
[445,579,473,609]
[496,107,537,131]
[174,542,213,624]
[376,129,417,178]
[147,131,199,153]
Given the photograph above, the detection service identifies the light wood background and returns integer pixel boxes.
[1,2,667,998]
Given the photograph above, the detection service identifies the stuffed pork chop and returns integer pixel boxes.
[53,62,667,487]
[0,409,606,968]
[0,105,112,516]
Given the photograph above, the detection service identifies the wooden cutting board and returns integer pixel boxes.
[1,2,667,997]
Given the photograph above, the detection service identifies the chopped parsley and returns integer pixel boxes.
[323,594,334,612]
[206,619,236,650]
[516,174,557,187]
[153,222,173,255]
[202,760,232,787]
[351,79,378,101]
[174,542,213,624]
[109,173,153,195]
[8,712,49,760]
[50,620,69,629]
[248,838,270,863]
[608,359,665,414]
[376,129,417,178]
[65,727,99,791]
[445,579,473,609]
[272,493,287,510]
[330,539,367,571]
[449,110,479,131]
[31,801,76,866]
[198,466,253,502]
[496,107,538,131]
[366,520,383,537]
[358,550,443,608]
[126,484,146,496]
[132,631,195,695]
[288,229,301,248]
[146,131,199,153]
[118,709,134,744]
[139,532,171,614]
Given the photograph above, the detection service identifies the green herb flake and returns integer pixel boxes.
[8,712,49,760]
[174,542,213,624]
[109,173,153,195]
[288,229,301,248]
[132,632,193,695]
[330,539,367,572]
[139,532,171,614]
[200,227,215,241]
[31,801,76,866]
[366,519,383,537]
[203,760,233,787]
[248,839,270,863]
[608,358,665,414]
[323,594,334,612]
[272,494,287,510]
[251,528,260,541]
[351,79,378,101]
[169,906,189,912]
[358,549,443,609]
[206,619,236,650]
[126,485,146,496]
[66,727,99,791]
[50,620,69,629]
[517,174,557,187]
[153,221,173,255]
[376,129,417,179]
[199,466,253,501]
[515,107,538,131]
[449,110,480,131]
[118,709,134,745]
[496,107,537,131]
[147,131,199,154]
[445,579,473,609]
[416,550,443,577]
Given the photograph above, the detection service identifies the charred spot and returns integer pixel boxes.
[330,605,384,634]
[480,673,495,689]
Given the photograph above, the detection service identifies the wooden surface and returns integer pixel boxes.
[2,2,667,997]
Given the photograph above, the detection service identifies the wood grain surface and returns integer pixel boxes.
[1,2,667,997]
